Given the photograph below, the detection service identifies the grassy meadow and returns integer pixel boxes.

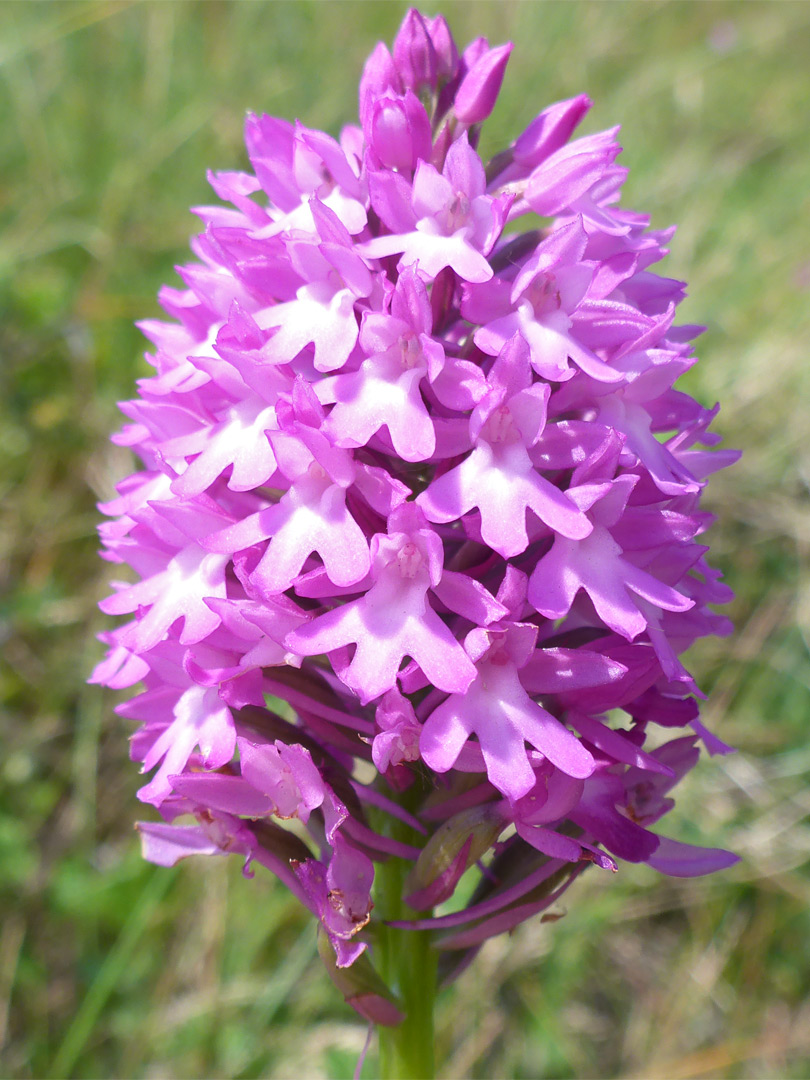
[1,1,809,1076]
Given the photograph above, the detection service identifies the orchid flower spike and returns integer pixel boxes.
[94,5,739,1047]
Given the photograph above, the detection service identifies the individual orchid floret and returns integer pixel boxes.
[523,128,629,236]
[528,474,694,641]
[509,767,616,870]
[570,737,738,876]
[244,114,368,236]
[424,14,458,84]
[114,640,237,807]
[161,359,290,498]
[467,218,623,383]
[417,334,592,556]
[319,267,445,461]
[203,382,372,595]
[295,836,375,966]
[99,502,231,654]
[257,200,374,372]
[360,133,511,283]
[372,688,422,774]
[420,623,596,801]
[286,504,479,703]
[237,737,332,826]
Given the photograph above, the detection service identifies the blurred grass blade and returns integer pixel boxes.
[49,868,177,1079]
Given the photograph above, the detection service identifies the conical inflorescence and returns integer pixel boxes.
[94,7,738,1022]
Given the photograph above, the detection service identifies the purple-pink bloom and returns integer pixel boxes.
[319,267,445,461]
[417,334,592,556]
[420,623,596,801]
[360,134,511,283]
[286,504,479,703]
[373,688,422,773]
[94,6,739,1026]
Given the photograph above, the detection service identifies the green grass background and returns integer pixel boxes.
[1,1,809,1076]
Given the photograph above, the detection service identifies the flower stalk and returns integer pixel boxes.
[376,856,437,1079]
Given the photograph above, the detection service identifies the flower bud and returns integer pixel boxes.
[425,14,459,82]
[514,93,592,167]
[392,8,438,93]
[454,43,513,124]
[358,42,401,130]
[369,90,433,173]
[460,35,489,74]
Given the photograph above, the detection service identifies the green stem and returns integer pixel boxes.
[375,853,437,1079]
[373,794,438,1080]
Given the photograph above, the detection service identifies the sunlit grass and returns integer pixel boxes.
[1,1,809,1077]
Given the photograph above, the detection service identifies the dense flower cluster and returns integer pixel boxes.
[94,9,738,1020]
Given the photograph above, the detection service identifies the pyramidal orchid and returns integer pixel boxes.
[94,9,739,1076]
